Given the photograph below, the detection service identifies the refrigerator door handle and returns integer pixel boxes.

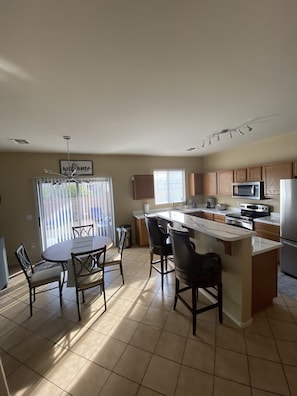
[281,238,297,248]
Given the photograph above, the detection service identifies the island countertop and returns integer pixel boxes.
[154,210,282,326]
[155,210,282,255]
[155,210,254,242]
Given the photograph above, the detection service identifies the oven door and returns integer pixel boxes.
[225,215,253,230]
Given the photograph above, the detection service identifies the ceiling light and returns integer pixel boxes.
[198,122,253,149]
[44,136,78,179]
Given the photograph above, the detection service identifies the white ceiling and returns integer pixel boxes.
[1,0,297,157]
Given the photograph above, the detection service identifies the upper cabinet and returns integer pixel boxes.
[132,175,154,200]
[234,166,262,182]
[203,172,217,196]
[234,168,247,183]
[262,162,293,197]
[247,166,262,181]
[217,170,234,196]
[188,173,203,196]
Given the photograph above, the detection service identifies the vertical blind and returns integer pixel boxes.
[34,177,115,250]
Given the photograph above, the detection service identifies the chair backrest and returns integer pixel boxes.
[15,243,34,282]
[71,246,106,280]
[145,216,170,248]
[118,227,127,256]
[72,224,94,238]
[168,226,196,271]
[168,225,222,285]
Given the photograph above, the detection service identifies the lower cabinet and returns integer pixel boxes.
[254,222,280,242]
[252,249,278,314]
[254,221,280,263]
[134,217,149,247]
[213,213,225,223]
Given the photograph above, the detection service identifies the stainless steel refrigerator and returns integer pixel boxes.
[280,178,297,277]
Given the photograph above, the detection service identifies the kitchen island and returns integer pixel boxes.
[155,210,282,327]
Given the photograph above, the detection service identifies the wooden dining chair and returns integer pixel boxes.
[72,224,94,238]
[71,245,107,321]
[15,243,63,316]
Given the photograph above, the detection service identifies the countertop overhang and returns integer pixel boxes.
[154,210,282,255]
[156,210,254,242]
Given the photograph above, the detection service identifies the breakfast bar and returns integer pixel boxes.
[155,210,282,327]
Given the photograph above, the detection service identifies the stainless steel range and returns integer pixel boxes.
[225,203,270,230]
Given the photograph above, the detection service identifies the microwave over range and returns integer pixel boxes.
[232,181,265,200]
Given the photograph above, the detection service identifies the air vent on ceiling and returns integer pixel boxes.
[10,139,29,144]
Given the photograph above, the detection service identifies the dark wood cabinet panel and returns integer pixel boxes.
[213,213,225,223]
[262,162,293,197]
[132,175,154,200]
[203,172,217,196]
[134,217,149,246]
[217,170,233,196]
[188,173,203,196]
[252,249,278,314]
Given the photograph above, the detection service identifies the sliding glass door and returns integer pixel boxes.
[35,177,115,250]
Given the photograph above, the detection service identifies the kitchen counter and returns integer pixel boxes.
[155,209,281,327]
[254,214,280,226]
[252,236,282,256]
[156,210,254,242]
[133,206,234,219]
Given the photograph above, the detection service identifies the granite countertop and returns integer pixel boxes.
[253,214,280,226]
[157,210,255,242]
[133,206,234,219]
[156,210,282,255]
[252,236,282,256]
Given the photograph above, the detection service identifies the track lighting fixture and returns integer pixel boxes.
[186,123,253,152]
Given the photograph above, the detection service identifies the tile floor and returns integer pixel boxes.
[1,246,297,396]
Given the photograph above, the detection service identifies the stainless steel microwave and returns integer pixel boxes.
[232,181,265,200]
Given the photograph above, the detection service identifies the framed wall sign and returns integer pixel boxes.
[59,160,93,176]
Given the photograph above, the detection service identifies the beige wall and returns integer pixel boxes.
[0,153,202,265]
[202,131,297,171]
[1,130,296,268]
[201,130,297,213]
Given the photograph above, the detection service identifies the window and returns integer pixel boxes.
[153,169,185,205]
[35,177,115,249]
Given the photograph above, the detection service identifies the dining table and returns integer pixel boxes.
[42,235,113,287]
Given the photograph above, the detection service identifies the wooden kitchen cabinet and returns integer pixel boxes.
[247,166,262,181]
[262,162,293,197]
[132,175,154,200]
[188,211,214,220]
[234,166,262,182]
[213,213,226,223]
[134,217,149,246]
[188,173,203,196]
[203,172,217,196]
[202,212,214,220]
[217,170,233,196]
[252,249,278,314]
[234,168,247,182]
[254,222,280,242]
[254,221,280,264]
